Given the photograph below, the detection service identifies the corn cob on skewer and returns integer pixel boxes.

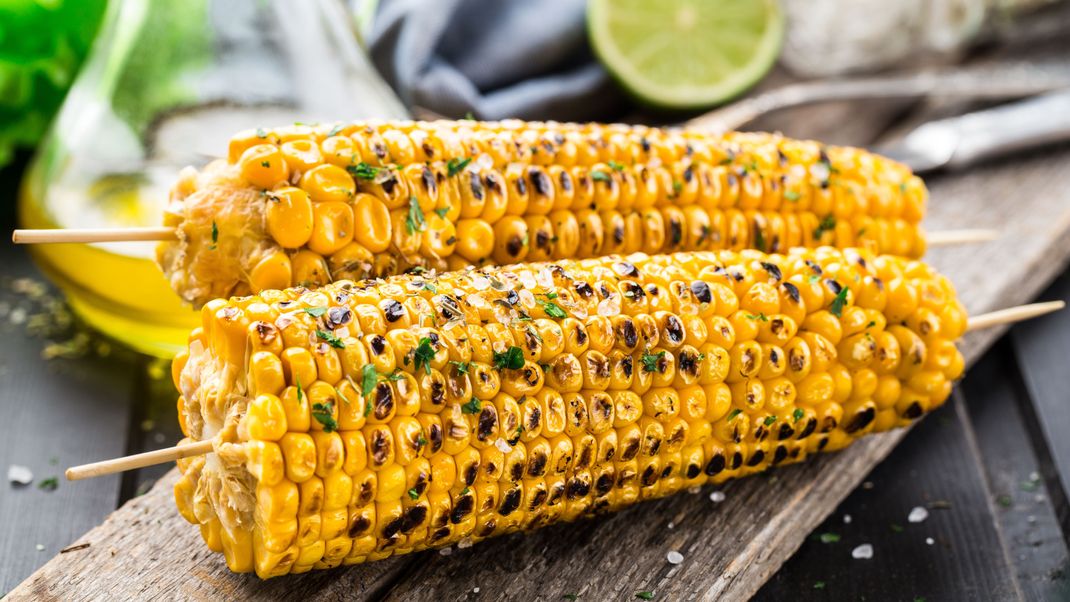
[157,120,928,307]
[172,246,963,578]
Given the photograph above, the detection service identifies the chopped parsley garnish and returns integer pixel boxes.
[544,291,558,299]
[493,346,526,370]
[38,477,58,491]
[364,399,373,417]
[413,337,436,374]
[260,160,271,168]
[763,415,776,426]
[295,377,304,402]
[406,196,427,235]
[256,127,268,139]
[386,371,406,381]
[311,402,337,432]
[563,595,579,601]
[784,190,801,202]
[422,282,437,293]
[865,321,876,329]
[590,170,611,183]
[808,274,821,284]
[607,160,625,171]
[754,227,766,252]
[347,162,380,180]
[434,207,450,218]
[327,124,343,137]
[316,330,345,349]
[450,360,470,375]
[361,364,377,396]
[303,306,327,317]
[813,215,836,239]
[636,592,655,601]
[829,286,849,317]
[997,494,1012,508]
[460,486,471,495]
[335,386,350,405]
[727,408,742,421]
[746,313,770,322]
[672,180,683,194]
[462,398,482,414]
[640,350,665,373]
[208,221,219,250]
[536,298,567,319]
[447,157,472,177]
[818,532,840,543]
[813,582,826,590]
[793,408,805,423]
[408,488,420,500]
[416,433,427,448]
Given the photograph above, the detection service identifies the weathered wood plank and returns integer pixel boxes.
[0,161,137,594]
[964,342,1070,600]
[757,391,1022,601]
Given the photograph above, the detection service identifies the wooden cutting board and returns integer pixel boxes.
[9,142,1070,601]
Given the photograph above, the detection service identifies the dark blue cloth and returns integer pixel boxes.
[368,0,626,121]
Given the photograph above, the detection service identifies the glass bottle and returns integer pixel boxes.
[19,0,406,357]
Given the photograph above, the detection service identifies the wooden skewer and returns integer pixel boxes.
[13,227,997,246]
[965,300,1064,332]
[65,440,213,481]
[12,227,177,244]
[65,300,1064,480]
[927,228,1000,247]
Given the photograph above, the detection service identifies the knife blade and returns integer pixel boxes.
[876,90,1070,173]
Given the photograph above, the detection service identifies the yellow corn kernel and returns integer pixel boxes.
[239,144,289,189]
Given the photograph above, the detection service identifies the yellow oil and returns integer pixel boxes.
[19,160,199,358]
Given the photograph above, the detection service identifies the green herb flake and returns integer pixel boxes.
[38,477,58,491]
[316,330,345,349]
[347,162,380,180]
[493,346,526,371]
[727,408,742,422]
[208,221,219,250]
[997,495,1013,508]
[636,592,655,600]
[303,306,327,317]
[450,360,470,375]
[808,274,821,284]
[536,298,567,319]
[563,595,579,601]
[406,196,427,235]
[434,207,450,218]
[591,170,611,183]
[890,523,904,533]
[422,283,437,293]
[763,415,776,426]
[361,364,377,396]
[416,433,427,448]
[295,376,305,402]
[260,160,271,168]
[413,337,436,374]
[746,312,769,322]
[462,398,482,414]
[829,286,849,317]
[387,371,406,382]
[364,399,373,418]
[640,350,666,373]
[819,532,840,544]
[256,127,268,139]
[327,124,343,137]
[607,161,625,171]
[785,190,801,202]
[793,408,805,423]
[813,215,836,239]
[813,582,826,590]
[311,402,338,432]
[754,227,766,252]
[672,180,683,194]
[447,157,472,177]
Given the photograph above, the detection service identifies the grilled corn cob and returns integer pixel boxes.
[157,120,927,307]
[171,246,963,577]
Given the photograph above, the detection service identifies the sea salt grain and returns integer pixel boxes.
[908,506,929,523]
[8,465,32,485]
[843,514,852,524]
[439,547,453,556]
[667,551,684,565]
[710,491,726,503]
[851,544,874,560]
[926,537,935,545]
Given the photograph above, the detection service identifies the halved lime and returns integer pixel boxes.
[588,0,784,109]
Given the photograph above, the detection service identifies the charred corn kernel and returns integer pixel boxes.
[175,247,963,576]
[161,122,929,308]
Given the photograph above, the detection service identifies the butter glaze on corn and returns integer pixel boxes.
[157,120,928,307]
[171,247,962,577]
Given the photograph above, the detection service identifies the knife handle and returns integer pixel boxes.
[943,90,1070,169]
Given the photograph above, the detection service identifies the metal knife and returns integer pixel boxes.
[876,90,1070,173]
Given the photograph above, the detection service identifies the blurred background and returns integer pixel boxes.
[2,0,1070,597]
